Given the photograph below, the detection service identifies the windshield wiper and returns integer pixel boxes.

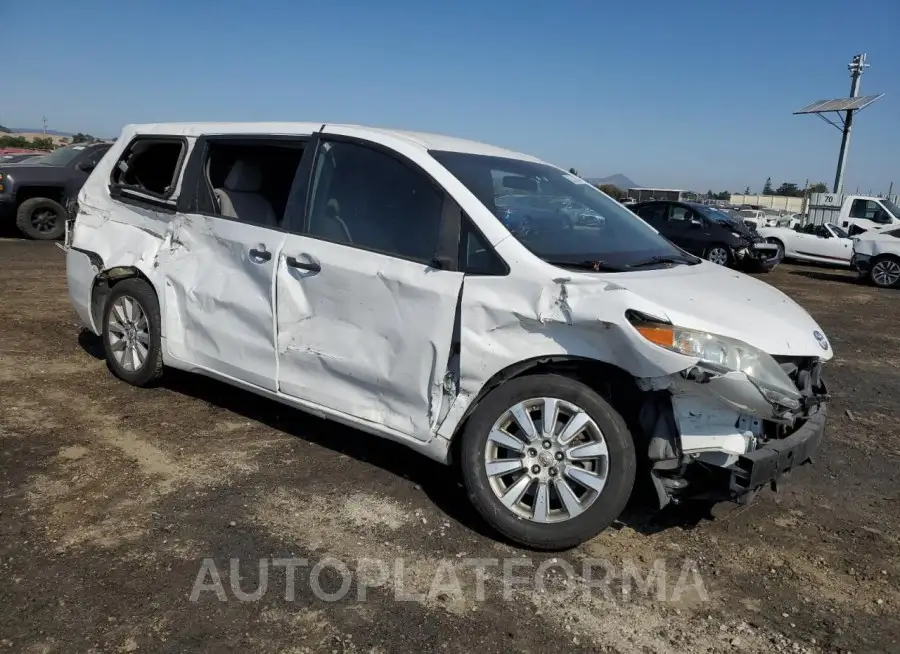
[627,255,696,269]
[545,260,628,272]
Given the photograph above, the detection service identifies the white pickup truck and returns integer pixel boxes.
[807,193,900,235]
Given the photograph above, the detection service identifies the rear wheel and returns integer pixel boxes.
[869,256,900,288]
[459,374,636,550]
[704,245,731,266]
[101,278,164,386]
[15,197,67,240]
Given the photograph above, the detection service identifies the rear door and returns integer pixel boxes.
[275,135,464,439]
[161,134,310,390]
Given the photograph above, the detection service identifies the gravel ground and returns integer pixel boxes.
[1,240,898,653]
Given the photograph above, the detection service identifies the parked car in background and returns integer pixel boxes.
[774,214,802,229]
[632,200,780,270]
[851,227,900,287]
[65,121,832,550]
[757,223,853,266]
[495,193,577,233]
[0,142,111,239]
[738,209,769,230]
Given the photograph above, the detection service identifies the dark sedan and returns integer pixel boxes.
[495,194,577,233]
[631,201,781,271]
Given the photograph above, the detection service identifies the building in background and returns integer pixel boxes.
[627,188,696,202]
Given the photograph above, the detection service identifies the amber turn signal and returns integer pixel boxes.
[635,324,674,348]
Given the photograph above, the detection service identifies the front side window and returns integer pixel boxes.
[431,151,696,271]
[668,205,692,222]
[306,141,443,263]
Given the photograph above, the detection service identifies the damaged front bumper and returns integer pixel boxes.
[733,241,781,271]
[727,405,825,495]
[641,356,829,507]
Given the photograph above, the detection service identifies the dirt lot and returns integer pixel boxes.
[1,240,898,653]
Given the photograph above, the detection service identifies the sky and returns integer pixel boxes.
[3,0,898,193]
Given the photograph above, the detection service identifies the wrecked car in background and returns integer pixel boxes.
[65,123,832,550]
[632,200,781,271]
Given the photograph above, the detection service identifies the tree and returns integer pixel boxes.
[598,184,623,199]
[0,125,11,133]
[31,137,55,150]
[743,186,751,194]
[762,177,773,195]
[706,190,715,199]
[808,182,828,193]
[71,132,98,144]
[775,182,800,197]
[0,135,30,148]
[715,191,731,201]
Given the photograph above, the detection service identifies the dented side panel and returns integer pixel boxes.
[436,270,703,441]
[159,215,286,390]
[275,234,464,440]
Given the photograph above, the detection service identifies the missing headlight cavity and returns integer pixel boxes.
[625,309,671,327]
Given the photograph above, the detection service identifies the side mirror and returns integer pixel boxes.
[79,162,96,173]
[690,218,702,227]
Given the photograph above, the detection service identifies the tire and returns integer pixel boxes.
[15,197,67,240]
[869,255,900,288]
[459,374,636,550]
[101,278,164,387]
[704,245,731,266]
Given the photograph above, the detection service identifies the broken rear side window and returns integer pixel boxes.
[110,138,186,200]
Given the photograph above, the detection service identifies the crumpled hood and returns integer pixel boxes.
[610,262,833,359]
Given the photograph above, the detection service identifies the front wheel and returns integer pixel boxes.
[704,245,731,266]
[101,278,164,386]
[869,256,900,288]
[459,374,636,550]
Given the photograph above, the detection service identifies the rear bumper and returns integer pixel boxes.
[728,406,826,494]
[67,247,101,335]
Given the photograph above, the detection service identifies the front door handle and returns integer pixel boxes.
[286,256,321,273]
[249,247,272,263]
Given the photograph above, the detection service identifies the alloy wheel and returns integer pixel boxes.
[707,247,729,266]
[107,295,151,371]
[872,259,900,287]
[484,397,609,523]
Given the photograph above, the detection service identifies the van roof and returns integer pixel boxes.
[118,122,540,162]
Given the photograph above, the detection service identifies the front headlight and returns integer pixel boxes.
[631,320,801,407]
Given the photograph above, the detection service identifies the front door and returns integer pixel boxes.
[275,138,464,439]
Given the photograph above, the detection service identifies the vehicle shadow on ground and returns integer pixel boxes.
[78,329,720,545]
[789,269,861,285]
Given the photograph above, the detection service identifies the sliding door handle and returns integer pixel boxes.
[286,256,321,272]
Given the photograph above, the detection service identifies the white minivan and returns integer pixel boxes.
[66,123,832,550]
